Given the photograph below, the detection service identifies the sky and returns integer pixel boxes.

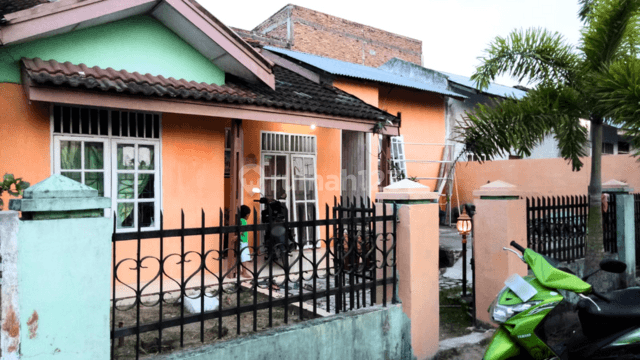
[199,0,584,88]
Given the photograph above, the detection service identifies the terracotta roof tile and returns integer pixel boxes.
[22,58,397,123]
[0,0,47,18]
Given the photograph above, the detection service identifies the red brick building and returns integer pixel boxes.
[233,4,422,67]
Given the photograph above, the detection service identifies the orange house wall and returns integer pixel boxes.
[454,155,640,206]
[115,113,228,286]
[0,84,51,207]
[242,120,341,213]
[333,78,380,200]
[1,82,341,283]
[379,86,446,191]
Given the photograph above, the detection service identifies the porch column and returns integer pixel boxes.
[8,175,111,359]
[376,180,440,360]
[472,180,527,326]
[228,119,244,270]
[603,180,636,287]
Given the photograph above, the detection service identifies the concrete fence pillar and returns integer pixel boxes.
[7,175,111,359]
[376,180,440,360]
[603,180,636,287]
[0,211,20,359]
[472,181,528,326]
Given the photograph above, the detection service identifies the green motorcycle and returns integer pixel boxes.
[483,241,640,360]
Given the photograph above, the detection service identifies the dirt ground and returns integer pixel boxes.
[112,289,301,359]
[438,287,490,359]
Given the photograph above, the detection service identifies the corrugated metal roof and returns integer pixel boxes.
[441,72,527,99]
[264,46,466,99]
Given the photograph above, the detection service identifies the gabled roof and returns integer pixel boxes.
[1,0,276,89]
[264,46,466,99]
[22,57,398,123]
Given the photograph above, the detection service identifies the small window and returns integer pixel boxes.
[618,142,630,154]
[602,142,614,155]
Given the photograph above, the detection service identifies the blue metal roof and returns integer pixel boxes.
[441,72,527,99]
[264,46,466,99]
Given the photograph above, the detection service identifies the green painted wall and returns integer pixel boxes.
[0,15,224,85]
[18,217,111,360]
[156,305,414,360]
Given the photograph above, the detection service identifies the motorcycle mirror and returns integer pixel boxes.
[600,259,627,274]
[252,188,261,194]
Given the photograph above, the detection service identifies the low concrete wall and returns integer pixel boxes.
[157,305,413,360]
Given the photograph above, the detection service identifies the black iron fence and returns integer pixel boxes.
[602,192,618,253]
[526,194,617,263]
[111,198,397,359]
[635,193,640,271]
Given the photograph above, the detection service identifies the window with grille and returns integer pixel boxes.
[603,142,614,155]
[52,104,161,232]
[53,105,159,139]
[261,132,316,153]
[260,131,319,247]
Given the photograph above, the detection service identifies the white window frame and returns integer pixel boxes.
[290,154,320,248]
[53,136,111,216]
[261,152,290,207]
[111,139,161,232]
[50,104,162,232]
[259,131,319,248]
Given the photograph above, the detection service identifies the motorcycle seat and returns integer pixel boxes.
[578,287,640,338]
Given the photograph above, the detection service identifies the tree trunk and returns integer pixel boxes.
[585,116,605,276]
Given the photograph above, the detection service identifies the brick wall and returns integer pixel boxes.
[238,4,422,67]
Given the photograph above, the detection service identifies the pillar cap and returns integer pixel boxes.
[473,180,524,199]
[9,175,110,212]
[602,179,633,193]
[376,179,439,202]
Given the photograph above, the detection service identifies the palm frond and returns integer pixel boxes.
[581,0,640,70]
[455,85,587,169]
[471,28,579,90]
[593,57,640,126]
[579,0,596,22]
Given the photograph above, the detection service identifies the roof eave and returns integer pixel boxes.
[1,0,276,90]
[25,84,400,135]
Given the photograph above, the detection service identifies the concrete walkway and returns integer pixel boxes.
[439,226,473,290]
[438,330,494,352]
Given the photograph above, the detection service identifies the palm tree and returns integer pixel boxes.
[456,0,640,276]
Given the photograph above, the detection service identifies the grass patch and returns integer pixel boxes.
[439,286,473,340]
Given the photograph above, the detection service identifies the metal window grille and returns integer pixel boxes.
[261,132,315,154]
[53,105,160,139]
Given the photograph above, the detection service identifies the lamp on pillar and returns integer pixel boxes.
[456,207,472,296]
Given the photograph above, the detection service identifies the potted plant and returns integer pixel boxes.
[0,173,30,211]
